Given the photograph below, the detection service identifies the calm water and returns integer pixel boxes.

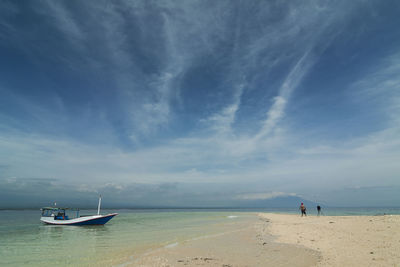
[0,209,256,266]
[1,207,399,266]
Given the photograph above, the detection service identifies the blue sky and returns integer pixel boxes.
[0,0,399,207]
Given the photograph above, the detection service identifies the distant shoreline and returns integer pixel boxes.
[2,206,400,213]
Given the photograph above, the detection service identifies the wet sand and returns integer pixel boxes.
[131,215,319,266]
[124,213,400,266]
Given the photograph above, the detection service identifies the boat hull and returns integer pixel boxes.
[40,213,118,225]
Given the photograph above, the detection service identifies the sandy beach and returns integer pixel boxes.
[130,213,400,267]
[260,213,400,266]
[132,214,319,267]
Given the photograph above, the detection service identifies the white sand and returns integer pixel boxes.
[131,215,319,266]
[259,213,400,266]
[120,213,399,266]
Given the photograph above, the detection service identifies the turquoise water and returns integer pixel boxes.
[0,209,255,266]
[1,208,399,266]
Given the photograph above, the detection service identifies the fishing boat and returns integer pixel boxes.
[40,196,118,225]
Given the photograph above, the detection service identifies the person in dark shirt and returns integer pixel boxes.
[317,205,321,216]
[299,203,307,216]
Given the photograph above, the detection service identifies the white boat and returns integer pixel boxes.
[40,196,118,225]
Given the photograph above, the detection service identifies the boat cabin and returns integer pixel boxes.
[41,207,79,220]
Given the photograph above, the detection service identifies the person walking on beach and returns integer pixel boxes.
[317,205,321,216]
[299,203,307,217]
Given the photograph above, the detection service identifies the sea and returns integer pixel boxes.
[1,207,399,266]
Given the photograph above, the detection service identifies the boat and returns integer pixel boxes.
[40,196,118,225]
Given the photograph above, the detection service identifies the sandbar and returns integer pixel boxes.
[131,214,319,266]
[259,213,400,266]
[126,213,400,266]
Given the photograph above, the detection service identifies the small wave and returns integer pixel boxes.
[227,215,238,219]
[165,242,179,248]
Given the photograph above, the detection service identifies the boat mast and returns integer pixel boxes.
[97,195,102,215]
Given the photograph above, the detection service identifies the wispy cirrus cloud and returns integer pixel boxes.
[1,1,400,207]
[349,53,400,124]
[255,51,314,140]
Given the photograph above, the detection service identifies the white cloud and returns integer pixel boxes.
[235,192,297,200]
[1,1,399,206]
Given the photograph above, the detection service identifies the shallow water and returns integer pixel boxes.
[0,209,255,266]
[1,207,399,266]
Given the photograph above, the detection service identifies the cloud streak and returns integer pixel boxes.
[1,1,400,207]
[255,51,314,140]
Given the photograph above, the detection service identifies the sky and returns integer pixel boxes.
[0,0,399,208]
